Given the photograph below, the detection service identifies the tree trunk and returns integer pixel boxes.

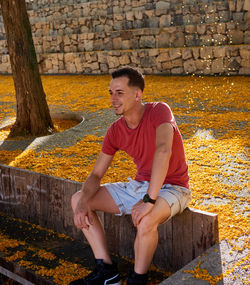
[0,0,54,137]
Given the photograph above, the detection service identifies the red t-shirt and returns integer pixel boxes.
[102,102,189,188]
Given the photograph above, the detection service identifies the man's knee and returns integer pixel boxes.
[137,214,158,236]
[71,191,81,212]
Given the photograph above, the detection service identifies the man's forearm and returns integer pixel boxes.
[79,173,101,203]
[147,146,171,200]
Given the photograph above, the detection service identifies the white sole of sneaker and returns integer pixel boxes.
[104,274,121,285]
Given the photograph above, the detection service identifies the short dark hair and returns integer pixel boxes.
[111,66,145,92]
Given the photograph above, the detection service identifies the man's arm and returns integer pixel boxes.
[131,122,174,226]
[146,122,174,199]
[74,151,114,229]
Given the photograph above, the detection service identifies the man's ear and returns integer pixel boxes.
[135,89,143,101]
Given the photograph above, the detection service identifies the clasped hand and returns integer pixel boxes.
[74,200,93,230]
[131,199,154,227]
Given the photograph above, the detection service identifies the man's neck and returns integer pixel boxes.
[124,103,145,129]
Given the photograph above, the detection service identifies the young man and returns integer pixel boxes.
[70,66,191,285]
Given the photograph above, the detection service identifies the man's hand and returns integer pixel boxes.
[73,199,94,230]
[131,200,154,227]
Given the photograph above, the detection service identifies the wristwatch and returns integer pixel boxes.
[142,194,156,204]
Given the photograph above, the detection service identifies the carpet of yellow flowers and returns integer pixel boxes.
[0,74,249,284]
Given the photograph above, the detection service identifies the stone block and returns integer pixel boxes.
[240,48,250,59]
[119,54,130,65]
[139,36,155,48]
[211,58,224,74]
[171,67,184,74]
[114,21,123,31]
[126,11,134,21]
[147,18,159,28]
[227,57,241,71]
[45,59,52,71]
[184,59,197,73]
[107,56,120,68]
[182,48,192,60]
[169,48,182,60]
[130,39,139,49]
[113,38,122,50]
[173,14,183,26]
[243,0,250,11]
[159,15,171,27]
[183,14,192,25]
[236,0,244,11]
[140,56,156,68]
[213,34,228,45]
[157,52,171,62]
[241,57,250,68]
[195,59,206,70]
[192,48,200,60]
[233,12,244,21]
[205,13,216,24]
[239,67,250,74]
[173,32,185,47]
[0,63,10,73]
[58,54,64,61]
[226,47,239,57]
[218,11,230,22]
[85,52,97,62]
[185,25,196,34]
[97,53,107,64]
[229,1,236,11]
[58,61,64,70]
[130,55,140,65]
[75,58,83,73]
[200,35,213,46]
[172,58,183,67]
[185,35,199,47]
[88,62,99,71]
[213,46,226,58]
[157,32,171,48]
[100,63,108,73]
[114,14,124,21]
[120,31,133,40]
[156,1,170,10]
[162,61,172,70]
[200,47,213,59]
[148,49,159,57]
[228,30,244,44]
[84,40,94,52]
[135,11,143,20]
[93,39,104,51]
[67,63,76,73]
[244,31,250,44]
[113,6,122,13]
[244,12,250,22]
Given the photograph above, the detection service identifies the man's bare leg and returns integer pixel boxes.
[71,186,120,264]
[134,198,171,274]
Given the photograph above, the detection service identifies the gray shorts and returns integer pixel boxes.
[102,178,191,220]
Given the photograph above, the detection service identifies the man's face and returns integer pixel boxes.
[109,76,138,116]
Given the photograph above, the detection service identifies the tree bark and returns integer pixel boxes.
[0,0,54,137]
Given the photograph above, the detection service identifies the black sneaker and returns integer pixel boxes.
[127,271,148,285]
[68,259,121,285]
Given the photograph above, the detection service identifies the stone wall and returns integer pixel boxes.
[0,0,249,75]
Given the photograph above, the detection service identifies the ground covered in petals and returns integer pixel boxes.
[0,75,249,284]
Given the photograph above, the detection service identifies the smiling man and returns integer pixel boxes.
[70,66,191,285]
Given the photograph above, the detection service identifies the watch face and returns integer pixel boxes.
[143,194,155,204]
[143,194,149,202]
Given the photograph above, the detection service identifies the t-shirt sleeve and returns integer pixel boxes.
[101,124,118,155]
[151,102,177,130]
